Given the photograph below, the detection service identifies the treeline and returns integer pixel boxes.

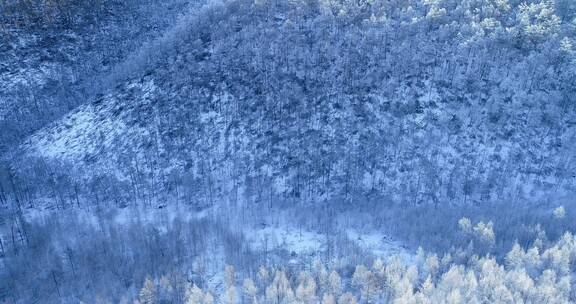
[0,208,256,303]
[0,206,377,303]
[1,202,575,303]
[110,228,576,303]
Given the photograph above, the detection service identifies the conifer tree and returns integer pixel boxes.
[322,294,336,304]
[243,278,258,304]
[295,271,317,304]
[139,277,156,304]
[185,284,205,304]
[328,270,342,296]
[337,292,358,304]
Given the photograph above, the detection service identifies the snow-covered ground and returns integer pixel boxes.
[244,226,327,255]
[26,104,127,162]
[24,203,413,266]
[346,229,415,263]
[243,224,414,262]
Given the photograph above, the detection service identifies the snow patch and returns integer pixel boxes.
[244,226,326,255]
[27,104,127,162]
[346,229,415,263]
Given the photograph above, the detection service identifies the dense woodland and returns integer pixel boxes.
[3,0,576,209]
[2,206,576,303]
[0,0,575,302]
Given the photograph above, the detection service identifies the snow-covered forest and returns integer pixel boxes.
[0,0,575,302]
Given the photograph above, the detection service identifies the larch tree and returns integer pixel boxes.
[321,293,336,304]
[328,270,342,297]
[222,265,238,304]
[265,270,294,304]
[424,254,440,278]
[313,259,329,292]
[139,276,156,304]
[505,243,525,270]
[185,284,205,304]
[257,266,270,290]
[415,275,434,303]
[295,271,317,304]
[204,292,215,304]
[337,292,358,304]
[221,285,238,304]
[352,265,379,303]
[243,278,259,304]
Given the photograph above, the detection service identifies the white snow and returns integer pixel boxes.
[346,229,415,263]
[243,224,415,263]
[244,226,326,255]
[27,104,127,162]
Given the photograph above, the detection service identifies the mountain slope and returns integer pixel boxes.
[12,0,576,208]
[0,0,193,155]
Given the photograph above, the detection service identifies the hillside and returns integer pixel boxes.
[2,0,576,303]
[11,0,576,209]
[0,0,193,155]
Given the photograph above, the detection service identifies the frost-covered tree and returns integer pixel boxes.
[258,266,270,289]
[424,254,440,278]
[458,218,472,234]
[185,284,205,304]
[505,243,526,270]
[222,265,238,304]
[313,259,329,292]
[352,265,379,302]
[221,286,238,304]
[337,292,358,304]
[204,293,214,304]
[139,277,156,304]
[321,293,336,304]
[225,265,236,287]
[328,271,342,296]
[553,206,566,219]
[296,272,317,304]
[517,1,561,46]
[266,270,294,304]
[243,278,259,304]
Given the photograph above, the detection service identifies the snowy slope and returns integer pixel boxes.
[11,0,576,209]
[0,0,192,155]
